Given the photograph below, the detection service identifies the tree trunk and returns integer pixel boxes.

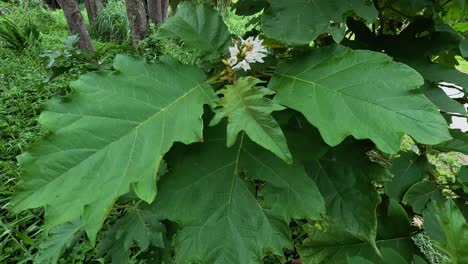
[84,0,104,24]
[57,0,94,53]
[147,0,163,25]
[125,0,147,48]
[96,0,103,10]
[161,0,168,21]
[147,0,169,25]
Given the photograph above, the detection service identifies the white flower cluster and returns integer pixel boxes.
[227,36,267,71]
[411,215,424,229]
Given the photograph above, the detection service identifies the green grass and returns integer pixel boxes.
[0,3,126,262]
[89,0,130,43]
[0,47,51,263]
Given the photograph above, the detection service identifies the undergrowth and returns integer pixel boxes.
[89,0,129,44]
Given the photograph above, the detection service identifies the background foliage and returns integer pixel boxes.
[1,0,468,263]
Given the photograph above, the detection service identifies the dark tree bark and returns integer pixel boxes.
[84,0,104,24]
[161,0,169,21]
[47,0,61,9]
[147,0,169,25]
[57,0,94,53]
[147,0,163,25]
[125,0,148,48]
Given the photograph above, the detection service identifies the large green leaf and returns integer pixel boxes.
[299,221,417,263]
[261,0,377,45]
[423,200,468,264]
[299,201,421,263]
[11,55,216,242]
[35,221,83,264]
[347,256,374,264]
[406,59,468,93]
[379,248,429,264]
[376,200,413,239]
[154,127,325,263]
[269,45,451,154]
[157,2,231,62]
[370,28,467,92]
[402,180,445,213]
[305,140,389,249]
[381,248,412,264]
[210,77,292,163]
[385,152,431,201]
[97,207,165,264]
[281,113,331,162]
[421,82,466,115]
[299,223,381,264]
[435,129,468,154]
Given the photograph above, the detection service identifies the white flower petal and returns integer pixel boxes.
[227,36,268,70]
[229,43,239,57]
[233,60,251,71]
[243,36,254,45]
[228,56,238,66]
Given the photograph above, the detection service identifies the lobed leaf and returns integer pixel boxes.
[270,45,451,154]
[369,26,468,92]
[11,55,216,242]
[157,2,231,62]
[154,126,325,263]
[97,207,165,264]
[210,76,292,163]
[299,201,422,263]
[421,82,466,116]
[406,59,468,93]
[34,221,83,264]
[385,152,432,201]
[423,200,468,264]
[305,140,389,250]
[261,0,377,45]
[403,180,445,214]
[435,129,468,154]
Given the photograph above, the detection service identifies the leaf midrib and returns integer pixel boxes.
[18,84,203,202]
[229,85,290,160]
[308,236,411,251]
[277,73,442,130]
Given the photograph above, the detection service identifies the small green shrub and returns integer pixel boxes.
[89,0,129,43]
[0,17,41,51]
[141,34,196,64]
